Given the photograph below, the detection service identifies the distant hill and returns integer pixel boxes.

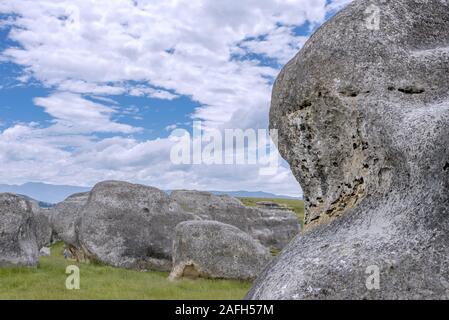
[17,194,55,208]
[208,190,302,200]
[0,182,301,204]
[167,190,302,200]
[0,182,91,204]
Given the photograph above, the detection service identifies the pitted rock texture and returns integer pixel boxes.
[78,181,196,271]
[247,0,449,299]
[170,220,272,280]
[50,192,89,254]
[170,190,300,250]
[0,193,39,267]
[18,195,53,250]
[32,208,52,250]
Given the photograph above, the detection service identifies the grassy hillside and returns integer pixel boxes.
[0,243,251,300]
[239,197,305,227]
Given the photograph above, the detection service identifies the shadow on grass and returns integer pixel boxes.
[0,242,251,300]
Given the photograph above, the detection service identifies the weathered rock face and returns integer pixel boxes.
[0,193,39,267]
[78,181,196,271]
[171,191,243,219]
[170,221,272,281]
[32,209,53,250]
[17,195,53,250]
[248,0,449,299]
[171,190,300,250]
[50,192,89,249]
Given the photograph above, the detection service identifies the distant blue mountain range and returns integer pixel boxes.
[0,182,301,204]
[0,182,90,204]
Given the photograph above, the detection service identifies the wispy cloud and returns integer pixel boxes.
[33,92,140,134]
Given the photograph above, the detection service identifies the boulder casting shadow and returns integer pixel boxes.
[247,0,449,300]
[169,220,271,281]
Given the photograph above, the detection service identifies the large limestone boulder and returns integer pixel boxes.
[170,221,272,281]
[17,195,53,250]
[0,193,39,267]
[171,190,300,250]
[50,192,89,254]
[248,0,449,300]
[32,209,53,250]
[78,181,196,271]
[171,191,243,219]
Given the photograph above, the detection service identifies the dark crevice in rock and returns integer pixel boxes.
[299,100,312,110]
[339,88,359,97]
[444,162,449,171]
[362,141,369,150]
[398,86,426,94]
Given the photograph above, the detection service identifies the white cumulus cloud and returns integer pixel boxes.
[0,0,351,196]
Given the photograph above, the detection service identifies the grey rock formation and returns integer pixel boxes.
[50,192,89,255]
[78,181,196,271]
[171,190,300,250]
[247,0,449,300]
[170,221,272,280]
[171,191,243,219]
[17,195,53,250]
[0,193,39,267]
[32,209,53,250]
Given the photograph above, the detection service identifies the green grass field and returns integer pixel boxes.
[0,197,303,300]
[0,242,251,300]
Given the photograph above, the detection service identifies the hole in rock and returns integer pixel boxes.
[398,86,425,94]
[299,100,312,110]
[339,89,359,97]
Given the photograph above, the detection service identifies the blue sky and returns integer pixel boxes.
[0,0,351,196]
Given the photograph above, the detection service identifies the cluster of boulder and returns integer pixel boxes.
[0,181,300,280]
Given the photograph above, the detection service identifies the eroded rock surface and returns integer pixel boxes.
[32,209,53,250]
[171,190,300,250]
[18,195,53,250]
[170,220,271,280]
[248,0,449,299]
[0,193,39,267]
[78,181,196,271]
[50,192,89,259]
